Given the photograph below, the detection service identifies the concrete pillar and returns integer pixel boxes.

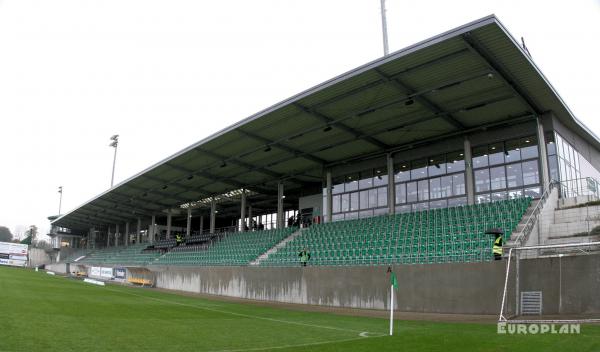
[107,227,111,248]
[87,228,92,250]
[115,224,120,247]
[150,215,156,244]
[464,136,475,205]
[125,222,129,247]
[248,205,253,230]
[199,215,204,235]
[240,189,247,232]
[210,198,216,234]
[277,182,284,228]
[536,116,550,190]
[326,170,333,223]
[186,208,192,238]
[387,153,395,215]
[136,218,141,244]
[166,211,172,239]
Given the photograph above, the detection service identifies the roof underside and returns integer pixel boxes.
[53,15,599,232]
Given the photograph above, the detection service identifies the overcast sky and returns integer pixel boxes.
[0,0,598,240]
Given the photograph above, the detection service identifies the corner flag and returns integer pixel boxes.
[390,271,398,290]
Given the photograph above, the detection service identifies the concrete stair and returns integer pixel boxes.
[249,228,304,266]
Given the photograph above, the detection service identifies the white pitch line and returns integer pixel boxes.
[105,286,385,336]
[206,335,384,352]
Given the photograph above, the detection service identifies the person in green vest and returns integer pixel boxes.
[493,233,503,260]
[175,234,183,246]
[299,248,311,267]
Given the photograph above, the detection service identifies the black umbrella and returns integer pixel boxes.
[485,228,504,236]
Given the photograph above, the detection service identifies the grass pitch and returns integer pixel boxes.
[0,266,599,352]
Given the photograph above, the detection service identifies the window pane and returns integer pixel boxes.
[350,192,359,211]
[524,186,541,198]
[520,136,538,159]
[345,174,359,192]
[374,168,388,186]
[491,191,507,202]
[472,146,489,168]
[359,210,373,219]
[505,139,521,163]
[476,194,491,203]
[508,189,523,199]
[428,155,446,176]
[418,179,429,201]
[452,173,466,195]
[448,197,467,207]
[346,212,358,220]
[377,187,388,207]
[368,188,378,208]
[332,195,341,213]
[522,160,540,185]
[406,182,418,203]
[475,169,491,192]
[546,133,556,156]
[413,202,429,211]
[359,170,373,189]
[374,207,388,216]
[332,182,344,194]
[490,166,507,190]
[506,163,523,188]
[395,164,410,182]
[441,175,453,198]
[341,193,350,212]
[332,214,344,222]
[429,177,442,199]
[395,183,406,204]
[429,199,447,209]
[446,151,465,173]
[395,205,411,214]
[359,190,369,210]
[489,142,505,165]
[411,159,428,180]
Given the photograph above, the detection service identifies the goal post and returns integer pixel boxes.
[499,242,600,324]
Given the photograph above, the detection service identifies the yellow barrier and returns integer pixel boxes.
[128,277,153,286]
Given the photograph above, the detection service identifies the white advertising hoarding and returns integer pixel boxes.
[0,242,28,267]
[100,267,113,278]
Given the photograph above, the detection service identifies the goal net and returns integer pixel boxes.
[499,242,600,324]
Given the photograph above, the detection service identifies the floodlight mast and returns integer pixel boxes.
[109,135,119,187]
[58,186,63,215]
[380,0,389,56]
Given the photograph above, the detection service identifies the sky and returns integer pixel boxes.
[0,0,598,240]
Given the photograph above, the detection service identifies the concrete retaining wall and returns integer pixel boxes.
[28,248,52,267]
[148,254,600,315]
[45,262,68,274]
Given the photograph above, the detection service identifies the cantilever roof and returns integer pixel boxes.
[53,15,600,232]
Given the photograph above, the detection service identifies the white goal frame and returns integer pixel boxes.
[499,242,600,324]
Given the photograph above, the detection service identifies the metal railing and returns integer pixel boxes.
[557,177,600,199]
[512,181,558,247]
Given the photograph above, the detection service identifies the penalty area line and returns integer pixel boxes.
[105,287,386,337]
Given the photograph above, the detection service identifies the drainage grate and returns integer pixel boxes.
[520,291,543,315]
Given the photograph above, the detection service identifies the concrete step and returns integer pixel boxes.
[249,228,304,266]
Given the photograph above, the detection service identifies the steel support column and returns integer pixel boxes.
[166,211,172,239]
[210,198,216,234]
[240,190,247,232]
[136,218,141,244]
[464,136,475,205]
[387,153,395,215]
[125,222,129,247]
[536,116,550,190]
[186,208,192,238]
[326,171,333,223]
[277,182,284,228]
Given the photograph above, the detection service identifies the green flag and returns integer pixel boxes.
[390,271,398,290]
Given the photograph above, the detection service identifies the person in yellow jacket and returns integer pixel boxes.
[493,233,503,260]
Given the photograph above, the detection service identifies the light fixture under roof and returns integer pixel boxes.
[323,125,332,132]
[264,146,272,152]
[404,99,414,106]
[220,161,227,168]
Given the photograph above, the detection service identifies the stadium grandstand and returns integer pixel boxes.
[45,15,600,320]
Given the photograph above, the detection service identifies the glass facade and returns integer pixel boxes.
[322,130,600,222]
[471,136,541,202]
[394,151,467,213]
[323,166,389,221]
